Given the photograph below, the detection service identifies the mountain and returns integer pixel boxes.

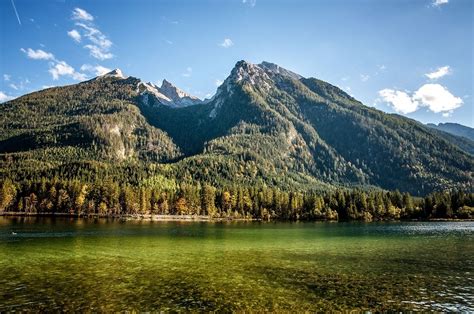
[159,79,202,107]
[427,123,474,141]
[425,123,474,155]
[1,62,473,196]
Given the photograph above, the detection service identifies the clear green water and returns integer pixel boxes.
[0,218,473,311]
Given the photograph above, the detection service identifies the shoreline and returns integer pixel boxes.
[0,212,472,222]
[0,212,256,222]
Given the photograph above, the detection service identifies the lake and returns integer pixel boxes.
[0,217,472,311]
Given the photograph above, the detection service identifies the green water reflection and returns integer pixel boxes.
[0,218,472,311]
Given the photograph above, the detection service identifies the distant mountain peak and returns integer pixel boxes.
[137,81,173,105]
[158,79,201,107]
[427,122,474,142]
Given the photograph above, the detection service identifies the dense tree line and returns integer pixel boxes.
[1,178,472,221]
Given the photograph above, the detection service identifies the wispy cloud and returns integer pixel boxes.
[7,77,29,91]
[72,7,94,21]
[74,19,114,60]
[80,64,111,76]
[10,0,21,25]
[379,83,462,115]
[83,44,113,60]
[68,29,81,43]
[161,16,179,25]
[75,23,112,49]
[182,67,192,77]
[242,0,257,7]
[3,74,11,81]
[360,74,370,82]
[432,0,448,7]
[0,91,14,102]
[20,48,55,60]
[219,38,234,48]
[425,66,451,80]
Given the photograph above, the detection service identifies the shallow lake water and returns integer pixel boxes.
[0,217,473,311]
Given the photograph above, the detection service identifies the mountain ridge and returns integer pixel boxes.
[427,122,474,141]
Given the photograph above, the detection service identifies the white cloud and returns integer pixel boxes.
[20,48,55,60]
[49,61,86,81]
[75,22,114,60]
[379,83,463,115]
[360,74,370,82]
[70,8,114,61]
[182,67,192,77]
[0,91,14,103]
[219,38,234,48]
[242,0,257,7]
[84,45,114,60]
[76,23,112,49]
[7,78,29,91]
[20,47,87,82]
[341,76,349,82]
[72,8,94,21]
[68,29,81,43]
[3,74,11,81]
[80,64,111,76]
[378,65,386,71]
[433,0,448,6]
[379,89,419,114]
[425,66,451,80]
[42,85,55,89]
[413,83,462,113]
[215,79,223,86]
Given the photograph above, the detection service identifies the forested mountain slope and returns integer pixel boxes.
[1,61,472,196]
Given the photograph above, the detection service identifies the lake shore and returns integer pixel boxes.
[1,212,472,222]
[0,212,256,221]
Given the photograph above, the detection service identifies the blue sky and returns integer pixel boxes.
[1,0,472,126]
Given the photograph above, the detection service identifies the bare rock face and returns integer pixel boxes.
[158,79,202,107]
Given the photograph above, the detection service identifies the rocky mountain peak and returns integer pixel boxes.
[102,68,126,79]
[158,79,201,107]
[258,61,303,80]
[228,60,272,88]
